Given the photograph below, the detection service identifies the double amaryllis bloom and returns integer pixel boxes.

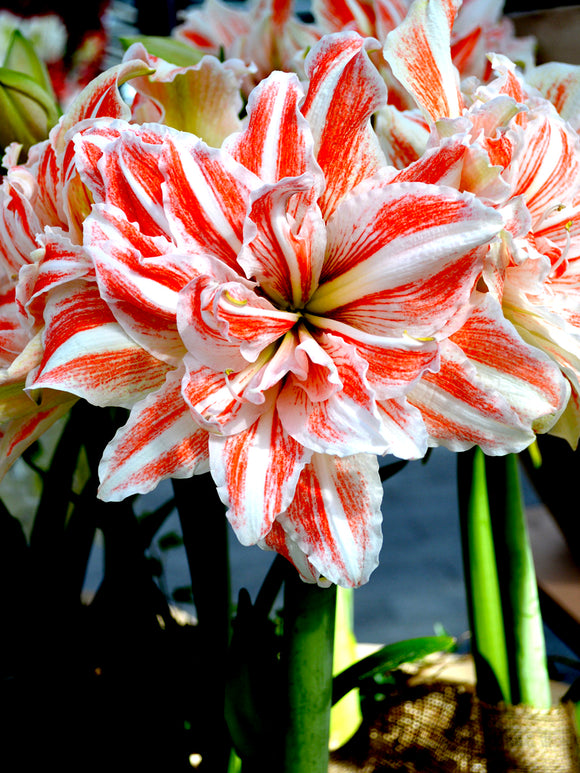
[0,2,576,586]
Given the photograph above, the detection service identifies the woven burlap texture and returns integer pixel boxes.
[329,681,580,773]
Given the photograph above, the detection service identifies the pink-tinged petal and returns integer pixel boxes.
[277,330,387,456]
[312,0,378,36]
[174,0,253,52]
[125,43,246,146]
[238,176,327,309]
[376,397,428,459]
[209,404,312,544]
[306,314,438,398]
[374,105,430,169]
[226,71,320,185]
[84,204,195,364]
[526,62,580,133]
[302,32,388,219]
[160,134,259,271]
[384,0,463,121]
[273,452,384,588]
[98,368,209,501]
[307,181,502,339]
[0,390,76,482]
[31,281,169,408]
[182,355,274,434]
[178,272,298,374]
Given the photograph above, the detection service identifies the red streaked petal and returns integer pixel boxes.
[308,181,502,339]
[302,32,387,218]
[384,0,463,121]
[0,391,76,482]
[273,452,384,588]
[31,281,169,408]
[277,330,387,456]
[98,367,209,501]
[226,71,319,184]
[238,175,327,309]
[209,404,312,544]
[178,272,298,373]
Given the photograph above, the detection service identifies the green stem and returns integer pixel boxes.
[458,447,511,705]
[486,454,551,709]
[282,569,337,773]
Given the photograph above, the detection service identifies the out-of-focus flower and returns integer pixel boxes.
[0,3,111,108]
[173,0,321,87]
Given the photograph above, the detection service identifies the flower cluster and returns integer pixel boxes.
[1,0,579,588]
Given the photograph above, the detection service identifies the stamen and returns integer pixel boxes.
[550,219,573,277]
[223,369,248,404]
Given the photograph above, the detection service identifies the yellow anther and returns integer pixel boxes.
[224,290,249,306]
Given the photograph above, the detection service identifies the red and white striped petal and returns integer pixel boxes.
[302,32,388,219]
[377,396,428,459]
[509,110,580,232]
[307,314,438,398]
[0,284,28,366]
[49,58,154,158]
[526,62,580,134]
[160,134,259,271]
[84,204,194,364]
[307,181,502,339]
[238,176,327,309]
[19,230,94,330]
[178,272,298,373]
[408,314,568,455]
[182,355,274,434]
[225,71,320,185]
[75,122,170,238]
[271,452,384,588]
[31,281,169,408]
[276,330,387,456]
[384,0,463,121]
[259,520,326,585]
[98,367,209,501]
[209,404,312,544]
[374,105,430,170]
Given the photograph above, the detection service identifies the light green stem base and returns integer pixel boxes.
[282,571,337,773]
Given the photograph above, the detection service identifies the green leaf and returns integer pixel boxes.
[487,454,551,709]
[120,35,206,67]
[332,634,456,705]
[3,30,56,100]
[458,447,512,705]
[0,66,60,152]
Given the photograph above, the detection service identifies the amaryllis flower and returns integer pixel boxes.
[0,57,171,478]
[380,0,576,447]
[29,32,506,587]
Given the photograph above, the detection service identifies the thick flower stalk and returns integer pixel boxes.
[16,32,520,588]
